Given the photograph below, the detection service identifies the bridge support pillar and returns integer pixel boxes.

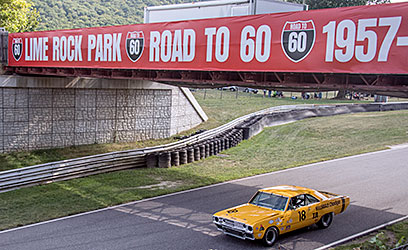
[0,75,207,153]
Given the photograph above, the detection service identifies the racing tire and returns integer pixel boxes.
[262,227,279,247]
[317,212,333,229]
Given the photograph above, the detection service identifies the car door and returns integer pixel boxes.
[284,194,316,232]
[305,194,320,225]
[283,195,305,232]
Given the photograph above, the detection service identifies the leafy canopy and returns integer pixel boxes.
[29,0,392,31]
[31,0,193,31]
[290,0,390,9]
[0,0,39,32]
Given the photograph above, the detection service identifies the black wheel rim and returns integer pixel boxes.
[322,214,332,226]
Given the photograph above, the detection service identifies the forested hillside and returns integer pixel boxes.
[30,0,378,31]
[31,0,194,31]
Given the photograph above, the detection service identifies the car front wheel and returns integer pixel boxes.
[262,227,279,246]
[317,212,333,229]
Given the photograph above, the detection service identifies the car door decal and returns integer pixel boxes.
[298,210,306,221]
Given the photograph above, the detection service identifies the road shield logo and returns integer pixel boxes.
[12,38,23,61]
[126,31,144,62]
[281,20,315,63]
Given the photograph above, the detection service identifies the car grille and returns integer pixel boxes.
[223,219,234,227]
[223,219,245,230]
[214,217,254,240]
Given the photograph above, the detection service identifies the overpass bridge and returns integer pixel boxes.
[1,3,408,152]
[3,3,408,97]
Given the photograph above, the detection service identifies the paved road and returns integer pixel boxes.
[1,145,407,250]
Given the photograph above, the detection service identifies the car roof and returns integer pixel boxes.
[259,185,317,198]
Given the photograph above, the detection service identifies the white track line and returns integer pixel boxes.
[1,144,408,235]
[314,215,408,250]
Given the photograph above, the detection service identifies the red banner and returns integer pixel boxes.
[8,3,408,74]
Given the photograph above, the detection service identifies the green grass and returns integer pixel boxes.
[0,89,368,171]
[0,138,175,172]
[192,89,368,130]
[334,219,408,250]
[1,110,408,231]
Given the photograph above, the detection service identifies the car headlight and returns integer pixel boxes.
[246,225,253,232]
[213,216,219,223]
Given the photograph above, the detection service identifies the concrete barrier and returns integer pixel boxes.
[237,103,408,140]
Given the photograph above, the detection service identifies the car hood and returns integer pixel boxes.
[214,203,283,225]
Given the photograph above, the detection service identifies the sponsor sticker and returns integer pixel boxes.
[316,200,341,210]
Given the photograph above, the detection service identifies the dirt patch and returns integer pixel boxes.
[137,181,184,190]
[351,113,389,118]
[216,154,230,158]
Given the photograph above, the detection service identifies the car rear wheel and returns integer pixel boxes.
[262,227,279,246]
[317,212,333,229]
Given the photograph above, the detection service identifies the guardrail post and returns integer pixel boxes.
[171,151,180,166]
[205,143,210,157]
[187,147,194,163]
[146,153,158,168]
[158,152,171,168]
[209,141,214,156]
[219,138,225,151]
[179,149,188,164]
[225,137,230,149]
[199,144,205,159]
[194,146,201,161]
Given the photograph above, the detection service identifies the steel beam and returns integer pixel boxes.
[5,66,408,98]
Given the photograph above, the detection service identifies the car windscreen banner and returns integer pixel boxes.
[8,2,408,74]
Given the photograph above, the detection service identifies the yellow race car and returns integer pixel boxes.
[213,185,350,246]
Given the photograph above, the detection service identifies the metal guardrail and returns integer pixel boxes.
[1,103,407,193]
[0,104,302,192]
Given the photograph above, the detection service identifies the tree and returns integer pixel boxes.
[0,0,39,32]
[367,0,391,5]
[289,0,390,9]
[304,0,365,9]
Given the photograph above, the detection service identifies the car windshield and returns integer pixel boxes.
[249,192,288,211]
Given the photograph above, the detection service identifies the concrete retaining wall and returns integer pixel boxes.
[0,76,206,152]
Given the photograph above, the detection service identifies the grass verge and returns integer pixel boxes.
[1,109,408,231]
[334,219,408,250]
[191,89,367,130]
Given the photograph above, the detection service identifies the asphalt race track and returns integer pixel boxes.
[1,145,407,250]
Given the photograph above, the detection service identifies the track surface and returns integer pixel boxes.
[1,145,407,250]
